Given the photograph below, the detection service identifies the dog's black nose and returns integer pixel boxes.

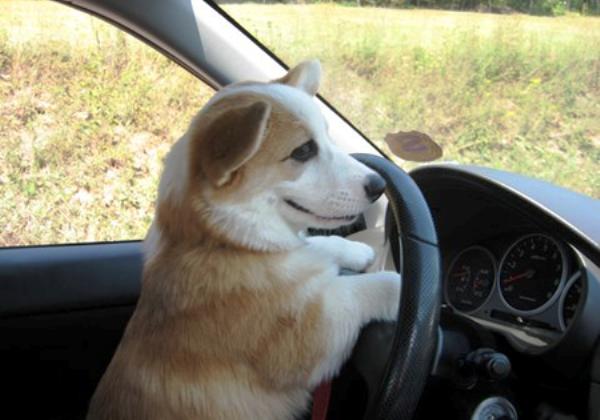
[364,174,386,202]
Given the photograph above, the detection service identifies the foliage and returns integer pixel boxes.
[292,0,598,16]
[228,4,599,197]
[0,1,599,246]
[0,1,213,245]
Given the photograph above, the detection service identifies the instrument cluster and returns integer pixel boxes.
[444,233,585,348]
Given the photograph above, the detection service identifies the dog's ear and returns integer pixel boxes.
[274,60,321,96]
[197,101,271,188]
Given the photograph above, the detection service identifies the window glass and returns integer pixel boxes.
[0,1,214,246]
[221,2,599,198]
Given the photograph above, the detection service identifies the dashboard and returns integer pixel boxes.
[312,162,600,419]
[408,164,600,420]
[410,164,600,357]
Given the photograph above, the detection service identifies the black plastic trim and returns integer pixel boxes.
[411,165,600,267]
[0,242,142,318]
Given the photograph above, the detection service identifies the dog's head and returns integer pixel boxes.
[153,60,386,252]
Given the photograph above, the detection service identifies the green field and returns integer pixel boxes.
[1,1,599,246]
[226,4,600,191]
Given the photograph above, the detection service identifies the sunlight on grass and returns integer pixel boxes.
[0,0,215,246]
[0,1,598,246]
[226,3,600,198]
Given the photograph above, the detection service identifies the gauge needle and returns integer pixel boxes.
[504,269,535,284]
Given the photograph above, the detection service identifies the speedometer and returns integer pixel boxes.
[446,246,496,313]
[498,234,567,314]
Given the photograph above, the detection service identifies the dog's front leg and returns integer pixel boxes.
[305,235,375,272]
[308,270,400,386]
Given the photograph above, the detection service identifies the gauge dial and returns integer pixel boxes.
[446,246,496,313]
[498,234,567,314]
[560,275,583,330]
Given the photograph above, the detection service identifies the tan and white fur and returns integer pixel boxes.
[87,60,400,420]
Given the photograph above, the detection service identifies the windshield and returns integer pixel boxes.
[218,2,599,198]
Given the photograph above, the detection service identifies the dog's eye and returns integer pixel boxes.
[290,140,318,162]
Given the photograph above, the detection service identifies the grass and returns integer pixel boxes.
[0,1,599,246]
[226,4,600,191]
[0,0,214,245]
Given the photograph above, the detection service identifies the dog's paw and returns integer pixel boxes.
[306,235,375,271]
[340,240,376,272]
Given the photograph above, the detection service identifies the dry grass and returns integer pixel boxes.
[1,1,599,246]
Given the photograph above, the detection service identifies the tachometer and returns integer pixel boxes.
[446,246,496,313]
[498,234,567,314]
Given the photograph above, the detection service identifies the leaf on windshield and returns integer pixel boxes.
[385,130,442,162]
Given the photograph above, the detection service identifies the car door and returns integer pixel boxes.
[0,1,215,418]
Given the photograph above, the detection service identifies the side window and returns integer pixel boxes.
[0,1,214,246]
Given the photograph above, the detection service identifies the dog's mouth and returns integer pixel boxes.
[284,199,358,222]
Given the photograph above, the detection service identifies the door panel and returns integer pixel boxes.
[0,242,142,316]
[0,243,142,419]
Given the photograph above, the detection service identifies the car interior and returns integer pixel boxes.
[1,0,599,419]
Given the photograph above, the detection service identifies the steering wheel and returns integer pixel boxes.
[348,153,442,420]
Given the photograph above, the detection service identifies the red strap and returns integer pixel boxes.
[311,380,332,420]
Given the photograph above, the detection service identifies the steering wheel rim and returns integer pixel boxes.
[350,153,442,420]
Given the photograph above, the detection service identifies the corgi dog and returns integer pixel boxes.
[87,60,401,420]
